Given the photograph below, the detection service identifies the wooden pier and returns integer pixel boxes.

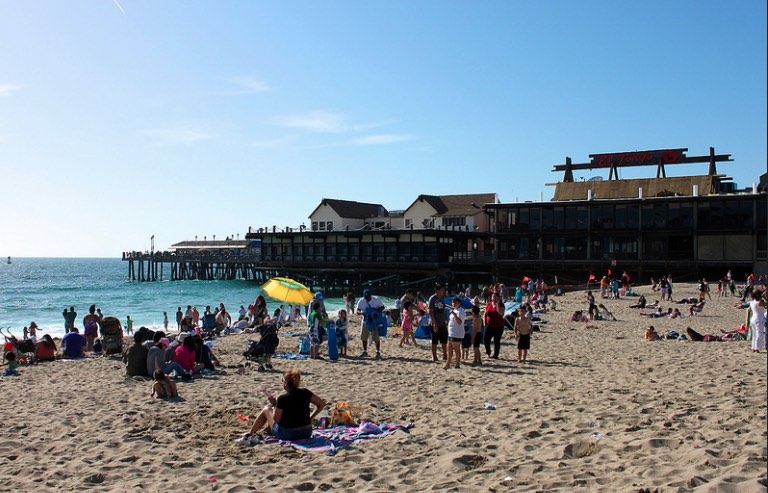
[122,251,270,282]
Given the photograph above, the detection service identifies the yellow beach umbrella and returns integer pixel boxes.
[261,277,314,305]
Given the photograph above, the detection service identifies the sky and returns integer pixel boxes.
[0,1,765,257]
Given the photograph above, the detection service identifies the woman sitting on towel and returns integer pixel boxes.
[245,370,326,441]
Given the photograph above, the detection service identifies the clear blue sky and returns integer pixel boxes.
[1,1,765,257]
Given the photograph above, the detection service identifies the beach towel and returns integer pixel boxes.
[252,422,413,455]
[271,353,309,360]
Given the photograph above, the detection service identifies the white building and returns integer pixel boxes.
[402,193,498,232]
[308,198,388,231]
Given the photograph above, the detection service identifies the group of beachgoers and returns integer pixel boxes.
[1,304,112,376]
[303,282,543,368]
[639,271,766,351]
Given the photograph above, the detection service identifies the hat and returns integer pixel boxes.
[159,337,170,348]
[314,292,325,302]
[363,289,371,298]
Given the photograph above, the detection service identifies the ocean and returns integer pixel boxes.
[0,258,375,339]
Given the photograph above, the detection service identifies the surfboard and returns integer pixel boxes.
[326,321,338,360]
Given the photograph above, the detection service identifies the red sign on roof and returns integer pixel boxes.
[589,149,687,168]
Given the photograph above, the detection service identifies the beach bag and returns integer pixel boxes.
[298,337,310,355]
[330,402,362,426]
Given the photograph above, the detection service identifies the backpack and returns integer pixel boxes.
[298,337,310,355]
[330,402,362,426]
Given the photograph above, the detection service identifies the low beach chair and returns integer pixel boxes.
[689,301,706,316]
[598,304,617,321]
[243,323,280,371]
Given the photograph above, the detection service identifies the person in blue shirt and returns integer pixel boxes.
[61,327,86,358]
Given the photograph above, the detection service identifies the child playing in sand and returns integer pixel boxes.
[308,302,327,360]
[336,309,349,356]
[514,306,533,363]
[470,305,483,365]
[399,301,419,348]
[2,352,20,376]
[150,369,178,399]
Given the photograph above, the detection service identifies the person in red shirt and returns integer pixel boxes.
[484,293,505,359]
[35,334,57,362]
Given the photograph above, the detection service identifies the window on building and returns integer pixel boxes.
[442,216,466,227]
[405,219,412,228]
[326,221,333,231]
[311,221,318,231]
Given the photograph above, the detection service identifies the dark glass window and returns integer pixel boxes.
[541,207,553,230]
[642,203,667,229]
[667,202,693,228]
[667,235,693,259]
[626,204,639,228]
[601,205,615,229]
[591,205,603,229]
[643,238,666,259]
[529,208,541,230]
[615,205,628,229]
[576,206,588,229]
[497,209,509,231]
[553,207,565,229]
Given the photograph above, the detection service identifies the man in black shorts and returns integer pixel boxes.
[428,284,448,361]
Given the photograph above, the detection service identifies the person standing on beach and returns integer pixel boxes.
[65,306,77,333]
[308,301,327,360]
[749,291,766,352]
[470,305,483,365]
[514,306,533,363]
[163,312,169,331]
[356,289,385,358]
[445,297,465,369]
[306,293,327,327]
[82,305,100,352]
[126,315,134,335]
[428,284,449,362]
[699,278,712,301]
[175,307,183,331]
[666,275,674,301]
[484,293,505,359]
[192,307,200,327]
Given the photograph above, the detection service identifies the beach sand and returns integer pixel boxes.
[1,282,766,492]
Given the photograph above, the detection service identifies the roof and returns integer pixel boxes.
[309,198,387,219]
[408,193,498,216]
[552,176,717,201]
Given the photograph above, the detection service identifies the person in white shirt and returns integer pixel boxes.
[356,289,385,358]
[445,297,465,370]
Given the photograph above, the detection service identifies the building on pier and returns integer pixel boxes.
[124,147,766,293]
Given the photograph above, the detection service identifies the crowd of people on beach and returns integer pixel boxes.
[3,269,765,387]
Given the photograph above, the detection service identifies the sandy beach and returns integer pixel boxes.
[1,282,766,492]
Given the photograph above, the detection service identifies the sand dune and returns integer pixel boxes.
[1,282,766,492]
